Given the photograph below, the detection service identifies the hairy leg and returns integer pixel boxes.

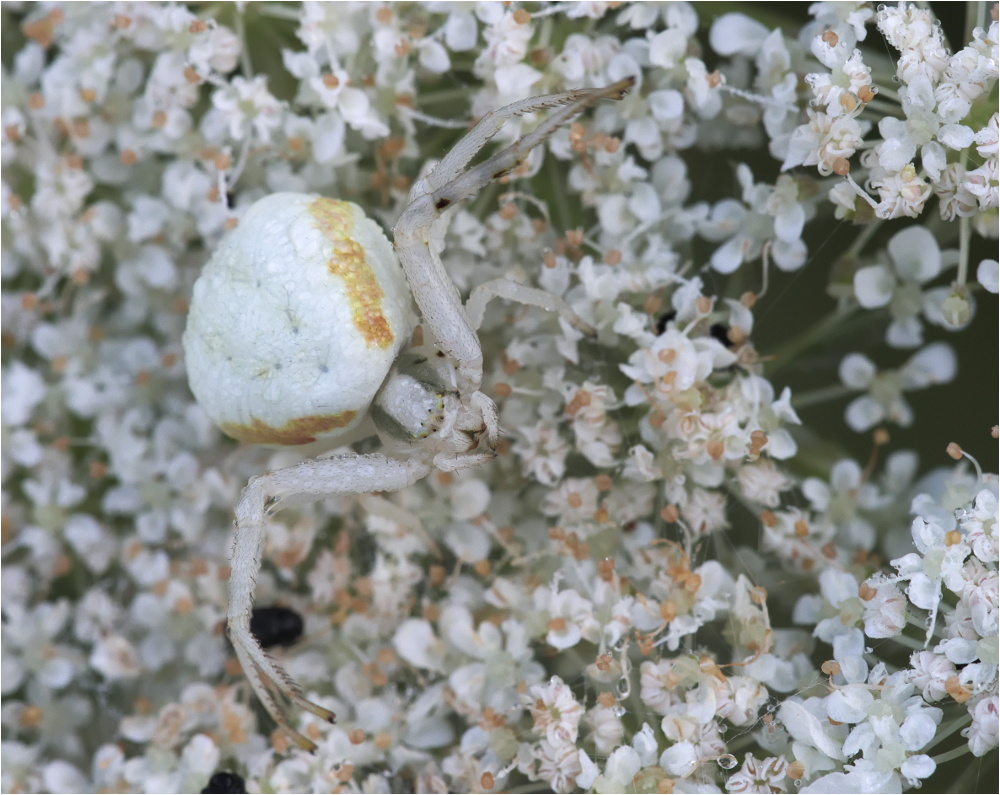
[228,454,430,751]
[466,278,597,335]
[393,79,633,397]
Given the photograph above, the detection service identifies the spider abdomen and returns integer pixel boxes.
[183,193,415,445]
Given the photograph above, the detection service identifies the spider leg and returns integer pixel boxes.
[424,77,635,210]
[421,78,635,194]
[228,454,430,751]
[466,278,596,336]
[393,79,633,427]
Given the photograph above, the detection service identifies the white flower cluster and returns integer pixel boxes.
[783,2,999,226]
[2,2,996,794]
[784,470,998,793]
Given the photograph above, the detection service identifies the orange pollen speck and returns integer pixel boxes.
[308,198,394,349]
[839,93,859,113]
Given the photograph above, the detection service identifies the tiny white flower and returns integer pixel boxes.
[528,676,584,746]
[89,634,142,680]
[966,695,999,756]
[977,258,999,293]
[726,754,788,793]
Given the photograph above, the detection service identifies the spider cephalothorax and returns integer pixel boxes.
[183,78,633,751]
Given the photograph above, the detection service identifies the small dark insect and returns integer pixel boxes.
[201,771,246,794]
[657,312,738,351]
[655,310,677,335]
[249,605,304,649]
[709,322,734,348]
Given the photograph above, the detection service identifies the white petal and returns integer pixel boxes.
[649,89,684,122]
[659,741,698,776]
[801,769,899,794]
[633,724,659,766]
[900,342,957,388]
[710,236,746,274]
[392,619,445,672]
[708,13,770,57]
[936,637,978,664]
[937,124,975,150]
[773,202,805,242]
[920,141,946,180]
[900,712,938,750]
[444,11,477,51]
[977,259,999,293]
[312,112,345,164]
[771,236,808,271]
[822,569,861,607]
[766,428,798,459]
[576,750,599,790]
[802,478,831,510]
[839,654,869,684]
[830,459,862,491]
[845,396,883,432]
[43,761,88,795]
[827,687,873,723]
[907,573,940,611]
[877,136,916,172]
[886,316,923,349]
[418,40,450,73]
[778,700,846,760]
[839,352,877,388]
[605,747,641,783]
[887,226,941,283]
[900,753,936,781]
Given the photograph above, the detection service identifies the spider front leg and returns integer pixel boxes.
[466,278,597,336]
[393,79,633,441]
[228,453,430,752]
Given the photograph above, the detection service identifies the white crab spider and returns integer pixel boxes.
[182,78,633,751]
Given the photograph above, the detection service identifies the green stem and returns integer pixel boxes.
[956,206,971,287]
[764,306,859,377]
[255,2,300,21]
[234,5,253,78]
[933,743,973,766]
[874,84,901,104]
[791,383,855,410]
[417,87,483,107]
[927,712,974,752]
[544,153,572,232]
[846,219,883,259]
[964,0,988,44]
[861,98,904,117]
[883,632,927,651]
